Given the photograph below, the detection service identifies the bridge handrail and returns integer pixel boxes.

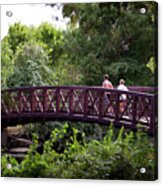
[1,85,158,134]
[1,85,157,97]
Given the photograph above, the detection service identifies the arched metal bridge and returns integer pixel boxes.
[1,86,158,134]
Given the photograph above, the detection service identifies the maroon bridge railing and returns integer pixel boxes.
[1,86,158,134]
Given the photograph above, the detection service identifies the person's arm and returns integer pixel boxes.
[117,85,120,90]
[109,82,113,89]
[124,86,128,91]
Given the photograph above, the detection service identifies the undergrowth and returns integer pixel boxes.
[1,123,157,180]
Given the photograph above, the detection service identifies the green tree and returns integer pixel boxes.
[61,2,157,86]
[6,22,32,53]
[1,38,14,88]
[35,22,63,64]
[1,22,65,88]
[6,42,56,87]
[3,22,63,65]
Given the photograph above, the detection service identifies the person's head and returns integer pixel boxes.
[104,74,109,80]
[119,79,125,85]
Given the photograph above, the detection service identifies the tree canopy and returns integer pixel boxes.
[61,1,157,86]
[1,2,157,88]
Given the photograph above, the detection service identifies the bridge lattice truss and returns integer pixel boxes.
[1,86,158,134]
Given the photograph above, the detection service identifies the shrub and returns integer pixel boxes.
[1,123,156,180]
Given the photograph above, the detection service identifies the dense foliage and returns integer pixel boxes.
[1,2,157,88]
[1,124,156,180]
[1,22,63,88]
[62,2,157,86]
[6,42,55,87]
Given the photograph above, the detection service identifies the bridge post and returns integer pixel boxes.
[132,95,138,131]
[114,92,120,127]
[149,95,157,135]
[84,89,88,118]
[43,88,48,112]
[56,88,60,113]
[30,88,35,113]
[99,90,104,121]
[69,89,74,115]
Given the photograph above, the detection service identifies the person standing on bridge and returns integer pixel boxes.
[102,74,113,90]
[102,74,114,113]
[117,79,128,113]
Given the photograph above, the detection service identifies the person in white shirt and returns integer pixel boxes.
[117,79,128,112]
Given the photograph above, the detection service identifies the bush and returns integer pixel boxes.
[1,123,156,180]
